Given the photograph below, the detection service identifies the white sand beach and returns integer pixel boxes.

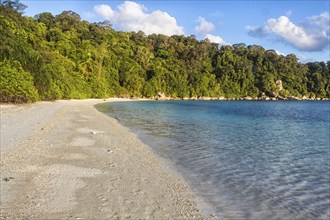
[0,99,208,219]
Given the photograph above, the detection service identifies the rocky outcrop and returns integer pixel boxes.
[151,93,326,101]
[156,92,172,100]
[276,80,283,91]
[157,92,166,99]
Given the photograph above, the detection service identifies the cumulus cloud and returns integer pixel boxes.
[94,4,114,19]
[194,17,227,45]
[308,11,330,31]
[93,1,184,36]
[247,12,330,51]
[195,16,215,35]
[205,34,226,44]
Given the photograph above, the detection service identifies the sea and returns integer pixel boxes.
[96,100,330,220]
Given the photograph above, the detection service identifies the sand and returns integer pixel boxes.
[0,99,210,219]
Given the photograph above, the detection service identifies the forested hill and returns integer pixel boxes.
[1,1,329,103]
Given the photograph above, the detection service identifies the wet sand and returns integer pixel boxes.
[0,99,208,219]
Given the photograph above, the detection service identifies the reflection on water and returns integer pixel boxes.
[97,101,330,219]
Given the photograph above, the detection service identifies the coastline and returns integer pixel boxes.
[0,99,209,219]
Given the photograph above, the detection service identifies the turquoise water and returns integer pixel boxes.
[96,101,330,219]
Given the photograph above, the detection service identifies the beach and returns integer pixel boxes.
[0,99,206,219]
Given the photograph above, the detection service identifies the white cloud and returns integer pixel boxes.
[308,11,330,31]
[275,50,286,56]
[247,12,330,51]
[265,16,314,49]
[205,34,226,45]
[117,1,146,22]
[93,1,184,36]
[195,16,215,35]
[94,4,114,19]
[194,16,227,45]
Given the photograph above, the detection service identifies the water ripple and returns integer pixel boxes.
[97,101,330,219]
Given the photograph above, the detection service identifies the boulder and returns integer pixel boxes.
[243,96,253,100]
[199,96,211,100]
[156,92,166,100]
[269,91,279,98]
[275,80,283,91]
[302,95,309,100]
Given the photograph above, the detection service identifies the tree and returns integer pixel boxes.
[0,0,27,13]
[34,12,55,30]
[55,10,81,31]
[0,6,329,102]
[0,59,39,102]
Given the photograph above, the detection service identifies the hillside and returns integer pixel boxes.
[1,1,329,103]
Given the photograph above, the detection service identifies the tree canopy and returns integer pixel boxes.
[1,1,329,103]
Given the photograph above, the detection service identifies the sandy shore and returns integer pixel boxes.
[0,99,208,219]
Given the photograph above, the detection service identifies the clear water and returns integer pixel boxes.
[96,101,330,219]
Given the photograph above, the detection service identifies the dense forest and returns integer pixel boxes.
[1,1,329,103]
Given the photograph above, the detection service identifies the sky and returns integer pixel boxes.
[21,0,330,63]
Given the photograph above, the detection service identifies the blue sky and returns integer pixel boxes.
[21,0,330,62]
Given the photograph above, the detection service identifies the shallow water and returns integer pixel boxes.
[97,101,330,219]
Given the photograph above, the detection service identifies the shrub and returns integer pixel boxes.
[0,59,39,103]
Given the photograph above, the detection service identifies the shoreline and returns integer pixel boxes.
[1,94,329,109]
[0,98,210,219]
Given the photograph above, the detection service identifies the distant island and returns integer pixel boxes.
[1,1,329,103]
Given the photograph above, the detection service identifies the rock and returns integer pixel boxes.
[2,177,14,182]
[157,92,166,100]
[276,80,283,91]
[243,96,253,100]
[199,96,211,100]
[269,91,279,98]
[288,96,300,100]
[302,95,309,100]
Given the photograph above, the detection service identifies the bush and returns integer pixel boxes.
[0,59,39,103]
[279,89,290,98]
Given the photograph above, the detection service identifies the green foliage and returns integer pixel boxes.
[0,1,329,103]
[0,60,39,103]
[0,0,27,13]
[279,89,290,98]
